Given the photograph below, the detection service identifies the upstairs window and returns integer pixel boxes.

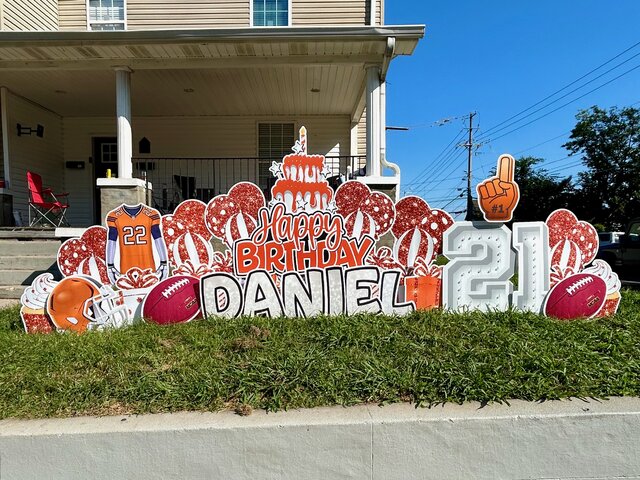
[253,0,289,27]
[88,0,126,31]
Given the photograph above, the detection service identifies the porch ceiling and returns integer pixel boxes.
[0,26,423,70]
[0,65,366,116]
[0,26,424,118]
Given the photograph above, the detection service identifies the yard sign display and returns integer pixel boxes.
[20,127,621,334]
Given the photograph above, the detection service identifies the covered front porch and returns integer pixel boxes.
[0,26,422,227]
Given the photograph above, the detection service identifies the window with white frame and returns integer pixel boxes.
[258,123,295,191]
[87,0,126,31]
[253,0,290,27]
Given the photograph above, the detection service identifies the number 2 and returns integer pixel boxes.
[122,226,147,245]
[442,222,515,312]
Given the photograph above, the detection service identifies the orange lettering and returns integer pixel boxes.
[265,241,286,273]
[350,237,375,266]
[235,241,260,275]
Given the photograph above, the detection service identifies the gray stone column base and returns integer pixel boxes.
[96,178,152,222]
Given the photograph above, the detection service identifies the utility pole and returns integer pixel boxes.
[464,112,477,221]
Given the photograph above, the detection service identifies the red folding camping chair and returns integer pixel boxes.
[27,171,70,227]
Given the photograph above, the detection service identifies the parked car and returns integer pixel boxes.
[598,231,624,246]
[596,220,640,283]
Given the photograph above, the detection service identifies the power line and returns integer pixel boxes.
[415,113,479,216]
[404,128,465,187]
[406,129,466,186]
[416,184,465,193]
[484,61,640,143]
[425,138,467,183]
[548,162,584,175]
[479,39,640,139]
[542,155,573,167]
[419,178,466,202]
[403,114,468,129]
[423,151,468,193]
[513,131,572,156]
[447,199,469,216]
[440,192,466,210]
[403,173,466,190]
[475,98,640,174]
[410,113,479,196]
[423,195,466,203]
[470,97,640,183]
[403,144,466,195]
[479,52,640,142]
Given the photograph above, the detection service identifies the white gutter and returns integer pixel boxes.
[380,36,395,82]
[0,25,424,47]
[369,0,376,26]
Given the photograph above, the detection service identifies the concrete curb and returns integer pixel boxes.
[1,397,640,479]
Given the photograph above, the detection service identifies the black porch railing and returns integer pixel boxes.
[132,156,366,214]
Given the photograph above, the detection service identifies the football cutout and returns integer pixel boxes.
[544,273,606,320]
[142,275,201,325]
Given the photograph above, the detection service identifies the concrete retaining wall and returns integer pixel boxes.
[1,397,640,479]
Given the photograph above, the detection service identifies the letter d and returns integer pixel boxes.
[200,273,243,319]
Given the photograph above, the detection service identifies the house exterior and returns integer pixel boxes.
[0,0,423,227]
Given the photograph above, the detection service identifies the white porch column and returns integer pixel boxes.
[365,65,382,177]
[350,122,359,157]
[380,80,387,167]
[0,87,10,188]
[115,67,133,179]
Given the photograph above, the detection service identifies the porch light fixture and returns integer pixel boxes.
[310,88,320,93]
[183,88,195,93]
[17,124,44,138]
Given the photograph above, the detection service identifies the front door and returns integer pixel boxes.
[92,137,118,223]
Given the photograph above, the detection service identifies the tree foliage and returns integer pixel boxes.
[511,156,574,222]
[564,106,640,229]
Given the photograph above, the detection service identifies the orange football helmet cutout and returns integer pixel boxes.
[46,276,129,332]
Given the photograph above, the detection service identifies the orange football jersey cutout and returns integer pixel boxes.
[106,205,161,273]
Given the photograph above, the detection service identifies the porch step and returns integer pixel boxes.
[0,256,57,271]
[0,269,60,287]
[0,285,25,300]
[0,240,61,256]
[0,229,58,240]
[0,239,61,297]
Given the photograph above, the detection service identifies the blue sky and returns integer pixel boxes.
[384,1,640,215]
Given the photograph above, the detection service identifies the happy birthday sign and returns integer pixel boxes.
[19,128,620,334]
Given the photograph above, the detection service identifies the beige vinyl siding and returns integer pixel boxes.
[2,0,58,31]
[292,0,379,26]
[4,91,64,225]
[357,108,366,156]
[63,114,349,226]
[128,0,374,29]
[58,0,87,30]
[58,0,377,31]
[127,0,250,30]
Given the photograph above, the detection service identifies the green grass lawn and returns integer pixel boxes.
[1,290,639,419]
